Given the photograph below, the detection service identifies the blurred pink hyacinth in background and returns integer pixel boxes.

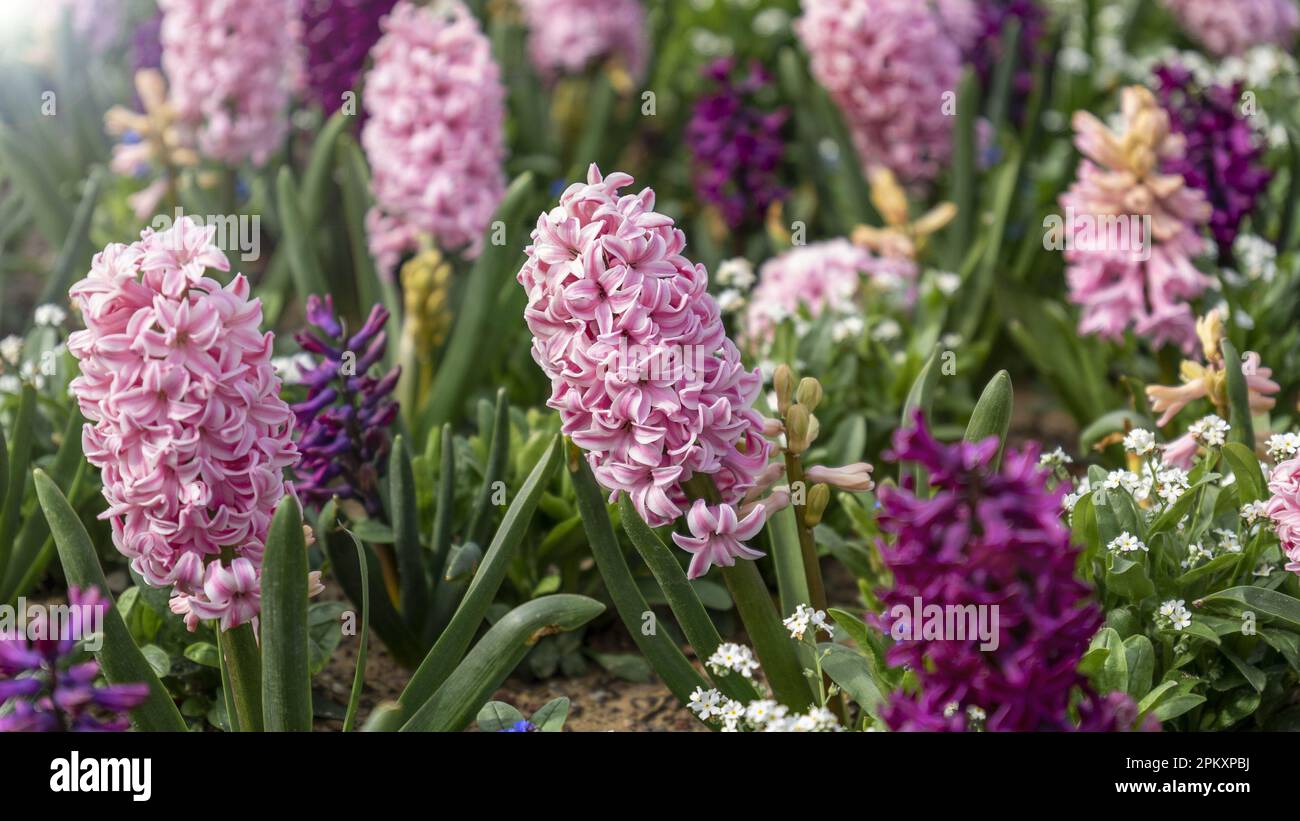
[362,0,507,278]
[1161,0,1300,56]
[518,0,648,84]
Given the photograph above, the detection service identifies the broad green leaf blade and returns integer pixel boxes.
[530,697,570,732]
[400,594,604,732]
[1196,586,1300,631]
[898,345,941,493]
[963,369,1013,468]
[33,470,185,732]
[260,497,312,731]
[618,494,759,703]
[476,701,525,732]
[569,455,709,706]
[1220,340,1254,448]
[1220,442,1265,504]
[0,382,36,577]
[40,166,102,304]
[398,434,562,712]
[275,166,329,299]
[429,424,455,585]
[819,643,885,721]
[466,389,510,546]
[299,111,350,229]
[342,530,371,732]
[389,435,429,628]
[219,623,263,732]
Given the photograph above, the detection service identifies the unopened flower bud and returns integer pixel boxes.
[805,483,831,526]
[805,462,875,493]
[774,364,795,414]
[761,416,784,437]
[795,377,823,412]
[785,404,810,453]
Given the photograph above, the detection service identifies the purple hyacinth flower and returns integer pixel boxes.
[291,295,401,515]
[300,0,401,115]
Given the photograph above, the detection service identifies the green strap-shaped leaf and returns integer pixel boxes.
[336,134,400,369]
[898,345,941,494]
[219,622,263,732]
[429,424,455,583]
[1221,442,1266,504]
[400,594,604,732]
[720,560,815,711]
[299,111,350,230]
[398,435,562,713]
[618,495,759,703]
[947,68,978,271]
[984,18,1022,133]
[767,504,812,618]
[1196,586,1300,631]
[963,370,1013,468]
[1220,340,1254,448]
[39,166,102,304]
[342,530,370,733]
[466,389,510,546]
[260,497,312,731]
[0,128,72,247]
[275,166,329,299]
[389,435,429,629]
[570,455,709,705]
[418,172,536,440]
[0,382,35,577]
[819,643,885,721]
[32,470,185,732]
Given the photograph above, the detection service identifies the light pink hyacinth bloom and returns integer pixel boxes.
[1161,0,1300,56]
[1059,86,1212,353]
[362,0,507,278]
[518,0,648,84]
[158,0,299,167]
[672,500,766,580]
[519,165,773,574]
[742,239,916,349]
[68,217,300,631]
[796,0,973,185]
[1265,457,1300,575]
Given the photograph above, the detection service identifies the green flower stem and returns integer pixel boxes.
[782,449,828,614]
[219,622,264,732]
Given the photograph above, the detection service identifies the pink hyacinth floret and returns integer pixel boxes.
[796,0,973,185]
[742,238,916,349]
[158,0,300,167]
[672,500,766,580]
[518,0,648,84]
[1059,87,1212,353]
[1265,457,1300,576]
[1161,0,1299,56]
[67,217,299,632]
[362,0,507,277]
[518,164,772,535]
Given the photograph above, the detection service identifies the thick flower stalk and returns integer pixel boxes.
[362,0,507,277]
[1160,0,1299,56]
[67,217,299,631]
[742,238,915,349]
[1154,63,1272,260]
[158,0,299,167]
[796,0,972,185]
[517,0,648,85]
[0,587,148,732]
[292,295,401,516]
[877,414,1139,731]
[299,0,400,114]
[685,58,787,231]
[518,165,774,575]
[1058,85,1212,353]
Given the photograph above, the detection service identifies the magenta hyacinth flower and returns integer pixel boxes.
[518,165,773,574]
[158,0,300,167]
[1161,0,1299,56]
[1154,63,1272,261]
[686,58,788,231]
[876,413,1141,731]
[67,217,300,632]
[672,500,766,580]
[518,0,648,84]
[299,0,400,115]
[362,0,507,277]
[796,0,972,185]
[0,587,148,732]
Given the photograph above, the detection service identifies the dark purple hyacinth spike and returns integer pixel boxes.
[0,587,148,732]
[874,412,1145,732]
[292,295,401,515]
[685,57,788,231]
[1155,63,1272,261]
[300,0,400,115]
[131,12,163,74]
[965,0,1046,127]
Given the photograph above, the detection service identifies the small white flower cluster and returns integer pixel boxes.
[870,318,901,343]
[1062,477,1091,512]
[271,353,317,386]
[1241,500,1269,526]
[1213,528,1242,554]
[1233,233,1278,283]
[1158,599,1193,632]
[687,688,842,732]
[1188,415,1229,447]
[707,642,761,679]
[1038,447,1073,469]
[1266,432,1300,462]
[715,257,756,290]
[0,335,23,366]
[942,701,987,730]
[1181,541,1213,570]
[783,604,833,641]
[1123,428,1156,456]
[830,315,864,343]
[33,303,67,327]
[1107,531,1147,555]
[1152,466,1191,504]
